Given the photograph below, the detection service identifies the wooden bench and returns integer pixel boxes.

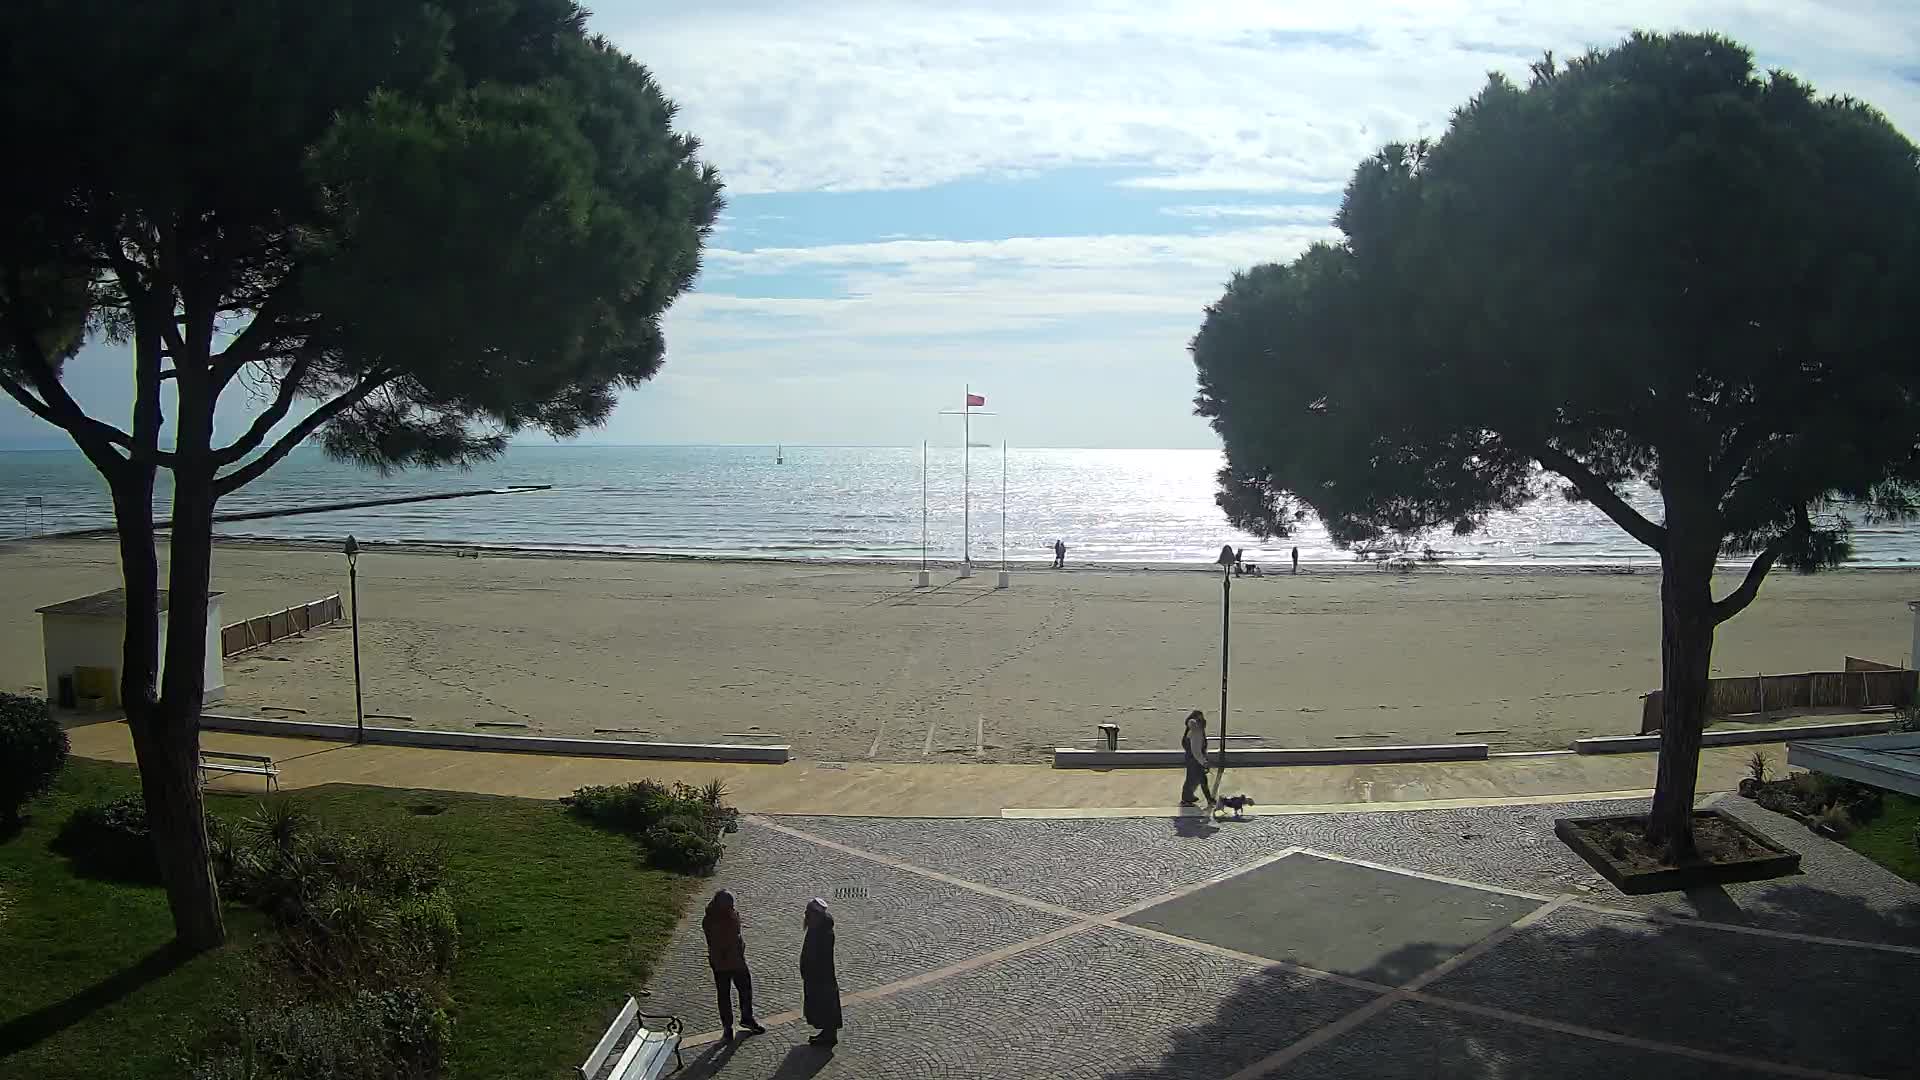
[198,750,280,792]
[580,996,682,1080]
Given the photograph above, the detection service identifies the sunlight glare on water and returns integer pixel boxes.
[3,444,1917,566]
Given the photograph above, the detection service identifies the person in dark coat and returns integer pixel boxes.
[800,897,842,1046]
[1180,709,1213,808]
[702,890,765,1042]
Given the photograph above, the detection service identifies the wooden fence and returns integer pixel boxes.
[1639,662,1916,733]
[220,594,343,658]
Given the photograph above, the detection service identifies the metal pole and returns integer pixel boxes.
[1001,440,1007,572]
[963,386,971,569]
[921,440,928,570]
[348,544,365,744]
[1218,564,1230,794]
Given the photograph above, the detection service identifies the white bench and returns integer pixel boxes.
[580,996,682,1080]
[198,750,280,792]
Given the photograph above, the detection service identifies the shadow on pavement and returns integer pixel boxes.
[1103,882,1920,1080]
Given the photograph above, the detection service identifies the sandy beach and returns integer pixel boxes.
[3,538,1914,762]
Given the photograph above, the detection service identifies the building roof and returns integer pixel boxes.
[1787,732,1920,797]
[35,588,223,618]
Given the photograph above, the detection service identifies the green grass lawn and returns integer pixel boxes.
[0,759,696,1079]
[1845,790,1920,885]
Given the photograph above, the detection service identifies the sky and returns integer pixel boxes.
[7,1,1920,451]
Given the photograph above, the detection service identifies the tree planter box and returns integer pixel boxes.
[1554,810,1800,895]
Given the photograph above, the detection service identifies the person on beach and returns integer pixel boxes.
[1291,546,1299,574]
[703,890,766,1042]
[1180,709,1213,808]
[1054,538,1067,569]
[801,898,842,1046]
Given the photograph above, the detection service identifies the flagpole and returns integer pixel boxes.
[916,440,931,588]
[995,439,1009,590]
[963,383,971,574]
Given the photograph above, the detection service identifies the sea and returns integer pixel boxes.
[4,444,1919,568]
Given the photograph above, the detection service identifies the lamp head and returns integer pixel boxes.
[344,535,360,563]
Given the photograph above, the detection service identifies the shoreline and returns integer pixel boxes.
[20,532,1920,577]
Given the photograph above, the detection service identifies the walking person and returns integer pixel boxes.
[801,898,842,1047]
[1180,709,1213,808]
[1291,546,1299,574]
[1054,538,1067,569]
[703,890,765,1042]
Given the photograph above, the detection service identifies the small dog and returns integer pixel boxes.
[1214,794,1256,820]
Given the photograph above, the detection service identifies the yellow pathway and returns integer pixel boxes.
[65,720,1771,817]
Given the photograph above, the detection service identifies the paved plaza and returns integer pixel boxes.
[643,796,1920,1079]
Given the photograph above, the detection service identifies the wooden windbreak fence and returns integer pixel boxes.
[221,594,343,658]
[1640,661,1916,733]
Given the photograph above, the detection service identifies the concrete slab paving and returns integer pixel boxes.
[1278,999,1772,1080]
[1428,904,1920,1079]
[644,819,1076,1037]
[1120,854,1541,983]
[670,925,1382,1080]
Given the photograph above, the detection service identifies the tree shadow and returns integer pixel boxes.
[0,941,189,1057]
[46,820,160,885]
[1100,881,1920,1080]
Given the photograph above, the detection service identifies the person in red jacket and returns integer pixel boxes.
[702,890,766,1042]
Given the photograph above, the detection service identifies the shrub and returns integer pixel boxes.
[189,804,460,1080]
[0,691,68,827]
[561,781,677,833]
[217,807,454,992]
[189,986,451,1080]
[271,885,459,991]
[53,794,158,881]
[1812,801,1854,839]
[564,779,737,871]
[642,812,725,874]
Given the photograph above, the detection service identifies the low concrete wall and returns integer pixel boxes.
[1573,718,1893,755]
[200,713,790,764]
[1052,743,1488,769]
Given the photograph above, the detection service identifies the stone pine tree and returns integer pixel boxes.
[0,0,722,948]
[1192,32,1920,860]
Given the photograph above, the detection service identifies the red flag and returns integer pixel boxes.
[966,393,985,407]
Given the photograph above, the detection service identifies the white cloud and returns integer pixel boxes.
[687,225,1336,341]
[1158,204,1338,222]
[616,221,1337,446]
[603,1,1920,196]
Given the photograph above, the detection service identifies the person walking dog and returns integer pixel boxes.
[703,890,765,1042]
[1180,709,1213,808]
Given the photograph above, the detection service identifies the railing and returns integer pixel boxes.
[220,594,343,658]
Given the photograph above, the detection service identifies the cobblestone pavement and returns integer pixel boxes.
[641,796,1920,1079]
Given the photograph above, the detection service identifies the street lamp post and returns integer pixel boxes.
[344,535,364,744]
[1215,545,1235,794]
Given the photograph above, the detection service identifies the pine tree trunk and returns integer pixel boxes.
[1645,539,1717,863]
[111,468,226,950]
[151,464,225,951]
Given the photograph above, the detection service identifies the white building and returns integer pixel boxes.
[36,589,225,707]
